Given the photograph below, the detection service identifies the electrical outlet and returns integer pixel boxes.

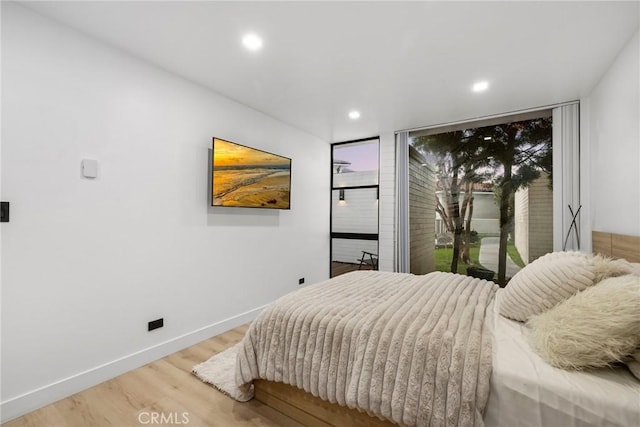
[0,202,9,223]
[148,318,164,331]
[298,277,305,285]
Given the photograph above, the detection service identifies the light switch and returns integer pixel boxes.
[82,159,98,178]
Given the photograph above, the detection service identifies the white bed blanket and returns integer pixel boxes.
[485,300,640,427]
[235,271,498,427]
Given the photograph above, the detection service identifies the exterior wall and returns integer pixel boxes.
[378,133,396,272]
[514,187,530,262]
[435,191,500,235]
[515,172,553,264]
[468,218,500,234]
[332,186,378,234]
[333,170,378,187]
[408,147,436,274]
[332,238,378,264]
[527,174,554,262]
[469,191,500,233]
[332,183,379,263]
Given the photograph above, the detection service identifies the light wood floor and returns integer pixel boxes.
[3,324,302,427]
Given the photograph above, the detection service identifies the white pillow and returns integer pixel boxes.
[612,258,640,276]
[527,274,640,370]
[497,251,629,322]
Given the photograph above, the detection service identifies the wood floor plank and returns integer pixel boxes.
[2,325,301,427]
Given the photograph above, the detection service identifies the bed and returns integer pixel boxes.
[229,231,640,427]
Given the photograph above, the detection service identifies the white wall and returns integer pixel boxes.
[584,30,640,238]
[0,3,329,420]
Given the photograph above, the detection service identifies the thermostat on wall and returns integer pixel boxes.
[82,159,98,178]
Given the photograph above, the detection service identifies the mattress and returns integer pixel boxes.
[484,299,640,427]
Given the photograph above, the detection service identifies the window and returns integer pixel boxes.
[407,113,554,285]
[331,138,380,277]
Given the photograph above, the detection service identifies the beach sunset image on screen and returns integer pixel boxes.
[212,138,291,209]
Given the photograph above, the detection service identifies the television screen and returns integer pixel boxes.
[211,137,291,209]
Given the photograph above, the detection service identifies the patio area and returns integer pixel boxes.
[331,261,375,278]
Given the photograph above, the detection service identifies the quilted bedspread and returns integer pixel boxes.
[235,270,498,427]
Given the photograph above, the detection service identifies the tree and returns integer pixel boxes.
[472,117,552,284]
[413,130,485,273]
[413,116,552,283]
[458,169,489,264]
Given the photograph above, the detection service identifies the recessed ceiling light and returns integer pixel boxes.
[472,81,489,92]
[242,33,263,51]
[348,111,361,120]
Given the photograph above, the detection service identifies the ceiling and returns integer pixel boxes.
[20,1,640,142]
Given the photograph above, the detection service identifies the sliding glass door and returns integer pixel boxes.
[406,111,556,286]
[330,138,380,278]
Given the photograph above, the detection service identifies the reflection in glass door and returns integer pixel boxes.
[407,113,553,286]
[331,138,380,277]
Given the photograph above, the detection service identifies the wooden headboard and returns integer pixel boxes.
[592,231,640,263]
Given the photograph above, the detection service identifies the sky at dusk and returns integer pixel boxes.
[333,141,379,172]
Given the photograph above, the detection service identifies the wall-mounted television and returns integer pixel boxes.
[211,137,291,209]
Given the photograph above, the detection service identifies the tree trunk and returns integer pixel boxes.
[497,163,513,285]
[436,196,454,233]
[461,194,474,264]
[449,169,462,273]
[459,181,473,264]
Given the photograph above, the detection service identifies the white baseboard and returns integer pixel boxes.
[0,305,267,423]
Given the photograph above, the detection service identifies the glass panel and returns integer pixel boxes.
[331,188,378,234]
[332,140,379,187]
[331,138,380,277]
[331,238,378,277]
[408,115,553,285]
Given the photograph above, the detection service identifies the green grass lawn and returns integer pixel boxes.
[435,246,482,275]
[507,243,525,268]
[435,240,525,275]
